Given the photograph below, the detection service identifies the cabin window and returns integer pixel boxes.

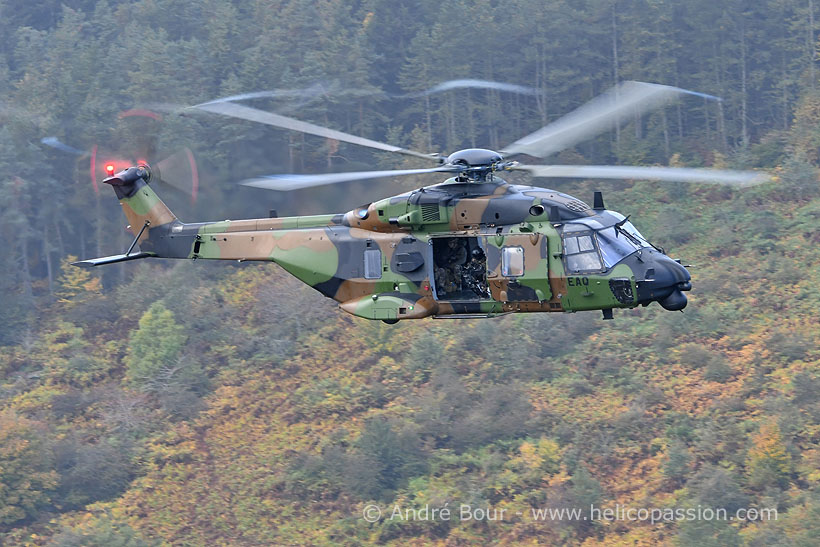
[502,246,525,277]
[364,248,382,279]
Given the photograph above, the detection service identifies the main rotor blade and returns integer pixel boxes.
[194,101,438,162]
[402,79,539,98]
[502,81,720,158]
[240,166,460,191]
[514,164,770,186]
[196,83,331,106]
[41,137,87,156]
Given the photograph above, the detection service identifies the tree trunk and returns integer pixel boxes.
[118,225,126,285]
[54,218,65,258]
[704,96,711,143]
[611,1,621,150]
[79,230,85,265]
[425,94,432,152]
[810,0,816,91]
[446,94,456,151]
[739,15,749,147]
[18,235,32,300]
[324,113,333,169]
[717,99,728,153]
[534,43,548,124]
[674,68,684,139]
[489,88,500,150]
[782,51,789,130]
[712,40,728,151]
[288,133,295,173]
[96,193,102,258]
[467,88,476,148]
[300,132,306,171]
[43,222,53,295]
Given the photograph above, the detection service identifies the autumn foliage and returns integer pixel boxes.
[2,0,820,545]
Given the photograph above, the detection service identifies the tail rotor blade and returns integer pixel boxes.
[155,148,199,203]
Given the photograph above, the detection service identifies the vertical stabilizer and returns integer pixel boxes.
[104,165,177,242]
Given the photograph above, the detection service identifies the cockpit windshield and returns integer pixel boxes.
[597,227,642,267]
[561,216,651,271]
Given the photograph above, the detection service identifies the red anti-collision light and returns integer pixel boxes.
[105,164,115,175]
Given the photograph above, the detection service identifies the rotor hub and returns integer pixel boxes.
[446,148,505,182]
[446,148,503,167]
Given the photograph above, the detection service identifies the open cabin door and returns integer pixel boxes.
[430,236,492,301]
[485,233,552,303]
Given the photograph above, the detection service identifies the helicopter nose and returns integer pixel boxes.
[635,255,692,311]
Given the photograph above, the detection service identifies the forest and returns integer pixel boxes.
[1,0,820,545]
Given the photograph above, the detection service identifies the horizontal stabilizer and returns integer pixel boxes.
[71,252,153,268]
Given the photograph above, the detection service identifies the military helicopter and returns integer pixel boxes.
[74,81,769,322]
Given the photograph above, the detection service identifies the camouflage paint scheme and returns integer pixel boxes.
[78,167,691,322]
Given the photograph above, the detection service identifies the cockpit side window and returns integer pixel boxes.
[562,229,603,273]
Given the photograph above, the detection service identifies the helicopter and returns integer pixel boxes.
[73,81,769,323]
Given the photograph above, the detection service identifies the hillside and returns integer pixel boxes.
[2,0,820,545]
[2,172,820,545]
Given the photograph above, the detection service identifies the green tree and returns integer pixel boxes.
[47,508,158,547]
[125,301,186,392]
[344,417,426,501]
[663,439,692,486]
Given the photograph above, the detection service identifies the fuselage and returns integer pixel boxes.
[124,174,691,321]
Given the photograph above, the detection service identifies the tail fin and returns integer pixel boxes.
[72,165,180,268]
[105,165,177,238]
